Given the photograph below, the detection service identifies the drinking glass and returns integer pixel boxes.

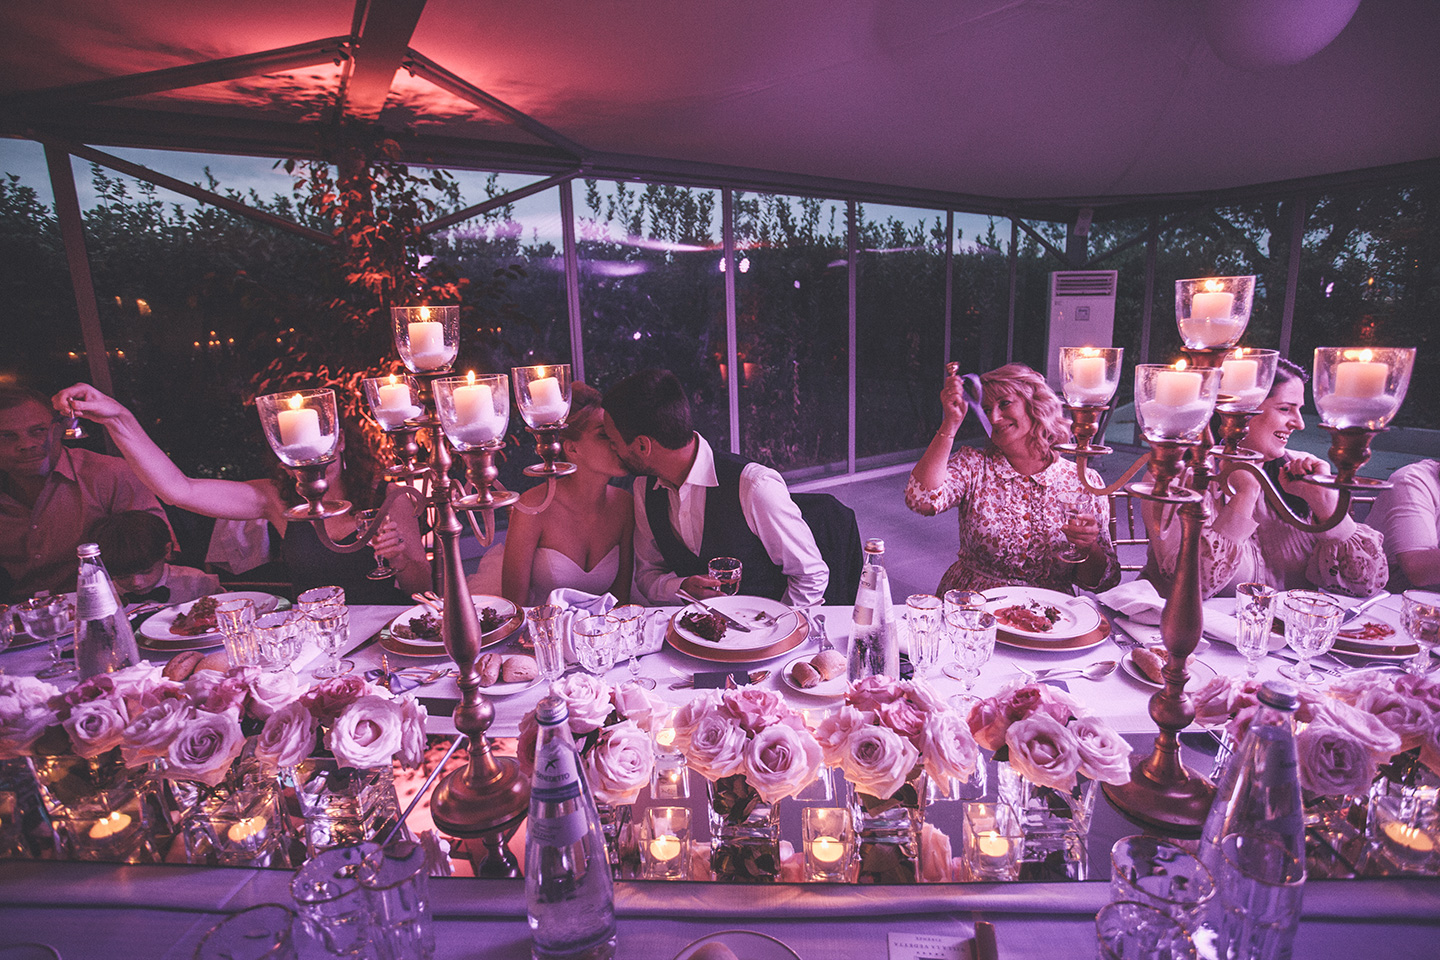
[254,609,307,674]
[609,603,654,689]
[905,594,944,680]
[291,844,381,958]
[571,613,618,677]
[1094,900,1197,960]
[1400,589,1440,676]
[355,509,393,582]
[215,596,261,668]
[1233,583,1277,678]
[1109,835,1216,935]
[943,589,987,629]
[357,839,436,960]
[942,611,997,695]
[299,586,351,678]
[708,557,742,596]
[16,593,75,679]
[194,903,297,960]
[528,604,568,683]
[0,604,13,653]
[1278,591,1341,683]
[1060,506,1099,564]
[1214,833,1304,960]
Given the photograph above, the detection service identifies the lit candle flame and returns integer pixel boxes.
[1358,348,1374,363]
[287,393,304,410]
[466,370,476,385]
[1080,346,1100,357]
[419,306,430,321]
[388,374,398,386]
[1203,278,1224,292]
[1174,358,1188,371]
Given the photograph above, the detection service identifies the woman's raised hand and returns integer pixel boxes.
[370,516,407,561]
[52,383,129,425]
[940,373,968,434]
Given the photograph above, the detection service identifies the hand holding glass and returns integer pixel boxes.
[355,509,394,582]
[708,557,742,596]
[1059,506,1098,564]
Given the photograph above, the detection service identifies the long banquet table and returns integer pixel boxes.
[4,600,1440,959]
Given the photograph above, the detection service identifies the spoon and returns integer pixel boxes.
[1026,660,1118,683]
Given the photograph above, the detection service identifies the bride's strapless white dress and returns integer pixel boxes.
[468,542,622,606]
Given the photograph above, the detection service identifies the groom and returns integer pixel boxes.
[601,369,827,608]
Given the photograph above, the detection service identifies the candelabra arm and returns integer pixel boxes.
[1215,460,1353,534]
[464,507,498,548]
[1073,451,1152,497]
[308,484,426,553]
[507,477,558,515]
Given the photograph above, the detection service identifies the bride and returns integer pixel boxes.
[470,383,634,605]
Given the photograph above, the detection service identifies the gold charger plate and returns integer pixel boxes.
[666,609,810,663]
[995,616,1111,652]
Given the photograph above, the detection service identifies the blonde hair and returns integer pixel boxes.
[980,363,1070,463]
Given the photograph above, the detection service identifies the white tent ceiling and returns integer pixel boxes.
[2,0,1437,218]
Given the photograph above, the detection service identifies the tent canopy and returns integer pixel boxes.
[2,0,1438,219]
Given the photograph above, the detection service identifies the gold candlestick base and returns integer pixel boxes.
[283,460,351,519]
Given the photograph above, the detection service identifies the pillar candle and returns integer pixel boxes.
[1190,290,1234,320]
[1334,359,1387,398]
[1072,355,1106,390]
[408,321,448,369]
[377,377,412,411]
[277,400,327,459]
[526,376,568,424]
[453,380,507,443]
[1154,369,1203,407]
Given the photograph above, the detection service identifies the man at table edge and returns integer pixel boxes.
[601,368,828,608]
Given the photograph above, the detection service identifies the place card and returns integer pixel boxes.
[693,669,754,688]
[887,932,967,960]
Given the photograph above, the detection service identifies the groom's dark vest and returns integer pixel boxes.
[644,452,787,600]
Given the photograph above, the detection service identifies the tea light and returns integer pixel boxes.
[227,816,267,845]
[408,310,449,370]
[656,727,676,748]
[1382,820,1436,856]
[277,394,327,460]
[526,375,567,424]
[89,810,132,840]
[649,835,682,862]
[977,831,1011,863]
[809,836,845,864]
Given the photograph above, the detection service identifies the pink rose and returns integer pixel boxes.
[1071,715,1133,785]
[1312,700,1402,764]
[1421,718,1440,777]
[1297,721,1378,796]
[877,696,929,740]
[583,720,654,804]
[517,711,540,775]
[744,723,823,804]
[254,700,319,770]
[300,674,374,723]
[967,696,1010,752]
[1192,676,1257,729]
[921,711,980,795]
[550,674,615,735]
[719,688,789,736]
[920,822,954,882]
[1353,686,1434,752]
[814,705,868,766]
[185,671,246,716]
[839,724,919,799]
[670,692,719,753]
[1005,714,1083,792]
[327,695,405,769]
[611,682,670,734]
[0,675,61,759]
[120,698,192,767]
[847,675,903,713]
[107,661,168,701]
[1394,675,1440,711]
[166,709,246,786]
[62,695,128,758]
[682,711,749,781]
[60,674,116,710]
[397,696,428,769]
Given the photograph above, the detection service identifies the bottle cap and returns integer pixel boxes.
[534,694,569,726]
[77,543,100,558]
[1257,680,1300,712]
[864,538,885,555]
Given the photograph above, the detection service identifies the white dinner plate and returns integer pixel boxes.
[984,586,1100,640]
[780,654,847,699]
[1121,650,1219,689]
[477,675,543,697]
[385,595,519,647]
[672,930,801,960]
[674,596,799,652]
[138,591,283,648]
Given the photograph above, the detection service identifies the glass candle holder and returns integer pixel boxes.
[362,374,424,432]
[1312,346,1416,430]
[1368,793,1440,872]
[1175,275,1255,349]
[256,389,340,466]
[1109,835,1216,934]
[391,305,458,373]
[1134,363,1223,444]
[512,363,572,428]
[651,725,691,800]
[802,806,854,881]
[962,801,1021,881]
[1059,346,1123,406]
[643,806,690,880]
[434,372,510,448]
[1217,347,1279,412]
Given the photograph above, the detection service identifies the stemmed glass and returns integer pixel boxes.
[610,603,654,689]
[355,509,394,581]
[16,593,76,678]
[942,610,997,701]
[571,613,618,677]
[1278,590,1341,683]
[1059,506,1098,564]
[299,585,352,678]
[1234,582,1277,678]
[904,594,944,682]
[1400,589,1440,676]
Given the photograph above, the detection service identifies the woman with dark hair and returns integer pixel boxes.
[1143,358,1388,598]
[906,363,1120,594]
[51,383,430,603]
[469,383,634,605]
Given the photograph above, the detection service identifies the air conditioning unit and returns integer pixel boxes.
[1045,270,1118,390]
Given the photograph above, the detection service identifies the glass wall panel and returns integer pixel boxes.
[732,192,848,475]
[950,214,1016,389]
[574,180,726,448]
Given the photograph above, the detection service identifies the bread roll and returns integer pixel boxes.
[812,649,846,681]
[478,652,502,686]
[502,655,537,683]
[689,944,740,960]
[790,661,821,688]
[162,651,204,681]
[196,650,230,674]
[1132,647,1166,683]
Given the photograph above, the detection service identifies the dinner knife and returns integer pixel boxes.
[973,920,999,960]
[676,590,752,633]
[1335,591,1390,626]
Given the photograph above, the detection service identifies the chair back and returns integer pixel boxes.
[1108,489,1149,575]
[792,492,863,606]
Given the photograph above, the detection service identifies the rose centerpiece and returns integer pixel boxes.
[815,676,979,883]
[672,687,823,882]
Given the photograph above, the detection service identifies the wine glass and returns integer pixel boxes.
[1059,506,1099,564]
[905,594,944,681]
[708,557,742,596]
[1278,590,1341,683]
[942,610,997,700]
[355,509,393,581]
[609,603,654,689]
[571,613,618,677]
[942,589,987,630]
[298,585,351,678]
[16,593,76,678]
[1400,589,1440,676]
[1233,582,1277,678]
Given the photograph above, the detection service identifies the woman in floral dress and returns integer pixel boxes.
[905,364,1120,595]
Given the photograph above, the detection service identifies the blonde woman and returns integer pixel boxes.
[906,363,1119,594]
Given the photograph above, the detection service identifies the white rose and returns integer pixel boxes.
[254,700,319,770]
[107,661,168,700]
[62,696,128,759]
[920,710,980,795]
[814,706,868,766]
[1191,676,1255,729]
[397,696,428,769]
[744,723,823,804]
[1005,713,1083,792]
[241,668,301,720]
[1353,686,1433,753]
[1071,715,1133,785]
[550,674,615,735]
[1313,700,1402,764]
[1297,720,1377,796]
[670,692,720,753]
[166,709,246,786]
[682,711,750,781]
[611,682,670,734]
[583,720,654,804]
[120,698,192,767]
[327,695,405,769]
[839,724,920,800]
[0,675,61,759]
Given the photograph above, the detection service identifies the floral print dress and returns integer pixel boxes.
[905,445,1120,595]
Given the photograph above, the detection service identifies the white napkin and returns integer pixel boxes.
[1101,580,1241,646]
[545,587,616,615]
[541,589,669,659]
